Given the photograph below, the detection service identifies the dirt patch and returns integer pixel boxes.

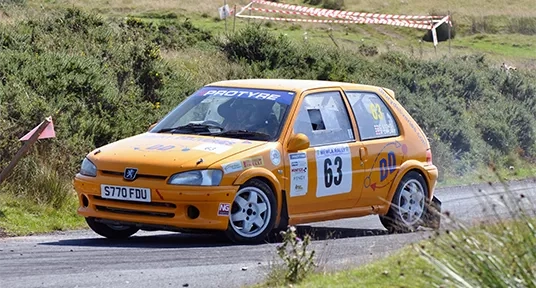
[369,25,405,40]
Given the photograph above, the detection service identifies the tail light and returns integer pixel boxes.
[426,149,433,164]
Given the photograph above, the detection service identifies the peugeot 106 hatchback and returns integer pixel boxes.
[74,79,441,244]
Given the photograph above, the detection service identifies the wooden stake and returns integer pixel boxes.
[233,4,237,33]
[448,11,452,55]
[224,0,228,34]
[0,118,51,185]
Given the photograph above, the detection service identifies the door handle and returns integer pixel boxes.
[359,147,367,162]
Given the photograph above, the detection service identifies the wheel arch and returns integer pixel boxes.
[379,161,431,215]
[233,168,285,229]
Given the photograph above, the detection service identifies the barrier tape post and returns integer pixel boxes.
[224,0,228,33]
[233,4,237,33]
[448,12,451,54]
[235,0,451,47]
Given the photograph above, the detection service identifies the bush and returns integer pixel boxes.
[0,8,213,207]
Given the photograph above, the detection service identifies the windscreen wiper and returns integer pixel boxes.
[157,123,224,134]
[214,129,271,140]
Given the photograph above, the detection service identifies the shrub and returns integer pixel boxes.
[0,7,210,201]
[274,226,316,284]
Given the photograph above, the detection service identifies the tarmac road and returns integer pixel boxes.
[1,179,535,288]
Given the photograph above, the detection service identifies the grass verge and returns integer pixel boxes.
[256,176,536,288]
[0,192,85,237]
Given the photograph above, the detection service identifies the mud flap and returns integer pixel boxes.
[422,196,442,229]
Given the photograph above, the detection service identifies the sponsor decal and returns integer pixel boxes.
[194,87,295,105]
[314,144,352,197]
[292,175,306,181]
[290,153,306,160]
[363,141,408,192]
[132,143,188,152]
[242,156,264,168]
[289,152,308,197]
[218,203,231,216]
[291,167,307,173]
[143,133,240,146]
[192,143,232,154]
[374,124,397,136]
[222,161,244,174]
[270,149,281,166]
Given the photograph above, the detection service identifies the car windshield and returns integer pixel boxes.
[150,86,296,141]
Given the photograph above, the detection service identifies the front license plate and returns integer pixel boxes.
[100,184,151,203]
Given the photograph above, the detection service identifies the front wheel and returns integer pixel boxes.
[380,171,428,233]
[225,179,277,245]
[85,217,139,239]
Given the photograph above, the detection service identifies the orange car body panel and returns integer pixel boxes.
[73,79,438,232]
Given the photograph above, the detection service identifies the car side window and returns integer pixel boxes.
[293,91,355,147]
[346,91,399,141]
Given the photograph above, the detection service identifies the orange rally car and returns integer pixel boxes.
[74,79,442,244]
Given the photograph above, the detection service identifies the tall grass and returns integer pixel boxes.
[1,155,72,209]
[417,176,536,287]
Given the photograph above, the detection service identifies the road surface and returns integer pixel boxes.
[1,179,535,288]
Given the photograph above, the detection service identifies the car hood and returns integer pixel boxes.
[88,133,267,176]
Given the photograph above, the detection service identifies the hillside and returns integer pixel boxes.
[13,0,536,70]
[0,0,535,234]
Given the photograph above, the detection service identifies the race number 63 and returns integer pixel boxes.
[315,144,352,197]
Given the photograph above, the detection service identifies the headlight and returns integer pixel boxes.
[167,170,223,186]
[80,157,97,177]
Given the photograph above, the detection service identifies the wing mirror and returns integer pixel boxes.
[148,122,157,131]
[287,133,310,152]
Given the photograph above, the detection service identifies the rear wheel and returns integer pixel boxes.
[225,179,277,245]
[85,217,139,239]
[380,171,428,233]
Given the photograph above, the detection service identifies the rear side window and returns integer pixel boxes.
[293,91,355,147]
[346,92,399,141]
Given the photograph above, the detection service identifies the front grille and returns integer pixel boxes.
[92,196,177,218]
[93,196,176,208]
[96,206,175,218]
[101,170,168,180]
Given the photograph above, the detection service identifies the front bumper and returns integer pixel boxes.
[74,174,238,231]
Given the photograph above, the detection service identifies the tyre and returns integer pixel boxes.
[225,179,277,245]
[85,217,139,239]
[380,171,428,233]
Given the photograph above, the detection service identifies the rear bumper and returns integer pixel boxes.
[74,174,238,231]
[424,164,439,199]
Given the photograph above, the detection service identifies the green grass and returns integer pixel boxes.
[3,0,532,70]
[271,249,434,288]
[257,215,536,288]
[0,192,85,236]
[455,33,536,59]
[437,165,536,188]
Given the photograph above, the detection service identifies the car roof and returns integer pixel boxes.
[206,79,384,94]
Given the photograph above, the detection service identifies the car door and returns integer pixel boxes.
[283,88,366,215]
[345,90,405,207]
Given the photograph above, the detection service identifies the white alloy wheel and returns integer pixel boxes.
[230,186,271,238]
[225,179,277,244]
[397,179,426,226]
[379,171,429,233]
